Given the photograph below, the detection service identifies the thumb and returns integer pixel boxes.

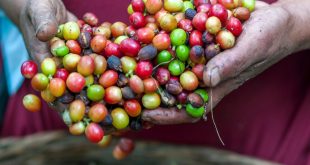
[27,0,59,41]
[203,6,271,87]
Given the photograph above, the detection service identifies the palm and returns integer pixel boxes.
[142,2,295,125]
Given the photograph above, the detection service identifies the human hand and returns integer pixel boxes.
[19,0,76,64]
[142,0,310,125]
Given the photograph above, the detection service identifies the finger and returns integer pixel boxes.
[20,9,52,63]
[142,107,200,125]
[27,0,60,41]
[203,9,274,87]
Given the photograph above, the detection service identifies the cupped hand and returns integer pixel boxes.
[19,0,76,64]
[18,0,77,113]
[142,1,302,125]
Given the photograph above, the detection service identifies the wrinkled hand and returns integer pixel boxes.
[142,1,304,125]
[18,0,76,113]
[19,0,76,64]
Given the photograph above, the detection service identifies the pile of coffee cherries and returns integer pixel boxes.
[21,0,255,159]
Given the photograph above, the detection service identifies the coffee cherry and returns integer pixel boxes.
[155,67,171,85]
[180,71,199,91]
[94,55,107,75]
[131,0,145,12]
[98,135,112,148]
[63,21,80,40]
[216,30,236,49]
[185,9,197,20]
[178,19,193,32]
[77,56,95,76]
[89,103,108,123]
[182,1,194,12]
[49,78,66,97]
[41,87,56,103]
[205,43,221,60]
[195,89,209,102]
[226,17,243,37]
[142,93,161,109]
[66,40,81,54]
[233,7,250,21]
[87,84,105,102]
[143,78,159,93]
[23,94,41,112]
[129,12,146,28]
[176,45,190,62]
[41,58,56,76]
[218,0,235,9]
[135,61,153,79]
[111,22,127,38]
[66,72,85,93]
[105,43,122,58]
[152,33,171,50]
[209,4,228,25]
[69,99,85,122]
[157,50,173,64]
[104,86,123,104]
[63,53,81,72]
[85,123,104,143]
[78,31,91,49]
[99,70,119,88]
[120,56,137,74]
[190,45,205,64]
[192,64,204,80]
[136,27,155,44]
[93,26,111,38]
[21,60,38,79]
[170,28,187,46]
[164,0,184,12]
[206,16,222,35]
[197,3,211,13]
[193,0,208,7]
[242,0,256,12]
[120,38,141,57]
[202,31,215,45]
[159,14,177,32]
[31,73,49,91]
[124,99,142,117]
[129,75,144,94]
[113,138,135,160]
[192,12,208,31]
[83,12,98,26]
[138,45,157,61]
[168,60,185,76]
[186,103,204,118]
[189,30,203,47]
[90,35,107,53]
[145,0,163,14]
[111,108,130,129]
[69,122,85,135]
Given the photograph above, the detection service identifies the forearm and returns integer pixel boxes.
[0,0,26,26]
[274,0,310,52]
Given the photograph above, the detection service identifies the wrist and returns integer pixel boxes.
[274,1,310,52]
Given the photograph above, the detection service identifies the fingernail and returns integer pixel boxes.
[209,67,220,86]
